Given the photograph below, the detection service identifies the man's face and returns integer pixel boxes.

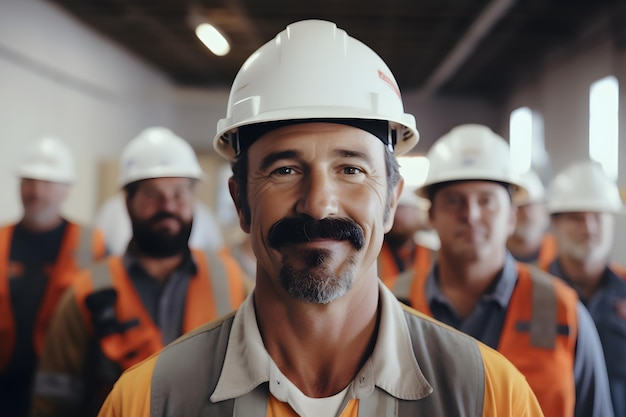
[512,202,549,243]
[233,122,399,304]
[127,177,195,258]
[20,178,69,221]
[429,181,515,263]
[552,211,613,264]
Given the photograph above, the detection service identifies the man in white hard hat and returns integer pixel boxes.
[98,20,543,417]
[31,127,248,417]
[0,137,106,417]
[379,156,437,297]
[405,124,613,417]
[506,169,557,269]
[546,160,626,416]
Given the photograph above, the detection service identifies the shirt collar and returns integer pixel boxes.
[122,243,197,277]
[210,282,432,403]
[426,252,519,309]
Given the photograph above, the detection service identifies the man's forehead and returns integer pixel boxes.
[251,122,384,156]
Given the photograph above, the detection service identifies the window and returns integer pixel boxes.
[589,76,619,181]
[510,106,546,174]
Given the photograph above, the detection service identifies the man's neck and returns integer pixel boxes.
[436,251,506,319]
[558,255,606,300]
[136,252,185,282]
[254,271,380,398]
[20,214,63,233]
[507,235,542,259]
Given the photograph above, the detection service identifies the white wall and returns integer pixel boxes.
[0,0,175,224]
[506,27,626,261]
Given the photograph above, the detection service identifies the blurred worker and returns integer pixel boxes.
[507,169,557,269]
[98,20,544,417]
[407,124,613,417]
[546,160,626,416]
[379,156,437,297]
[31,127,248,417]
[0,137,106,417]
[95,192,224,255]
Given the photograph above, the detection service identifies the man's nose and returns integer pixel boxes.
[461,198,481,222]
[296,169,339,219]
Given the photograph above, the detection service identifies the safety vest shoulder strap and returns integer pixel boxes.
[0,225,15,369]
[71,223,106,269]
[149,307,485,416]
[498,262,577,417]
[195,249,239,317]
[150,314,237,416]
[182,249,246,333]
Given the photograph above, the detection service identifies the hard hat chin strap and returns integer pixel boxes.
[231,118,395,159]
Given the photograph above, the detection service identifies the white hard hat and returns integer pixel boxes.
[397,156,431,209]
[17,137,75,184]
[417,124,526,199]
[214,19,419,161]
[514,169,545,206]
[546,160,623,214]
[119,127,203,187]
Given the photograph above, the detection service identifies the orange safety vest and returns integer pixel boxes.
[0,222,106,370]
[378,242,432,289]
[409,262,578,417]
[72,248,246,370]
[536,233,558,271]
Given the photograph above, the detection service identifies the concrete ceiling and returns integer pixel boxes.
[48,0,625,103]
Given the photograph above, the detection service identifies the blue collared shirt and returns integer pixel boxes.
[425,252,614,417]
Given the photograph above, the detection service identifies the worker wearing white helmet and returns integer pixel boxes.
[506,169,557,269]
[379,156,437,292]
[0,137,106,417]
[99,20,543,417]
[32,127,248,417]
[546,160,626,416]
[404,123,613,417]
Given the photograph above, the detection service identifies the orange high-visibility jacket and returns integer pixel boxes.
[409,262,578,417]
[0,222,106,370]
[72,248,247,370]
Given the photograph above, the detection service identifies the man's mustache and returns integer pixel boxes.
[268,216,364,250]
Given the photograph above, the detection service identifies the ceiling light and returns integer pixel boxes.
[195,23,230,56]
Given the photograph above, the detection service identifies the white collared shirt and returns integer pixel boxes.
[211,281,433,414]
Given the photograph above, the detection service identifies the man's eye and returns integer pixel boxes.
[343,166,362,175]
[272,167,294,175]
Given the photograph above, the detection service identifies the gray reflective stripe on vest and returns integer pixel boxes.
[201,250,233,316]
[75,225,95,269]
[392,268,415,304]
[150,309,484,416]
[527,267,558,349]
[90,260,114,291]
[33,371,84,402]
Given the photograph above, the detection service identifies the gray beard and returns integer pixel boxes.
[279,248,356,304]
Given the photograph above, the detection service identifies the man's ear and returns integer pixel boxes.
[228,177,250,233]
[383,177,403,233]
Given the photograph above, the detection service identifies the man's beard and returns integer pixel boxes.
[130,211,192,258]
[268,215,364,304]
